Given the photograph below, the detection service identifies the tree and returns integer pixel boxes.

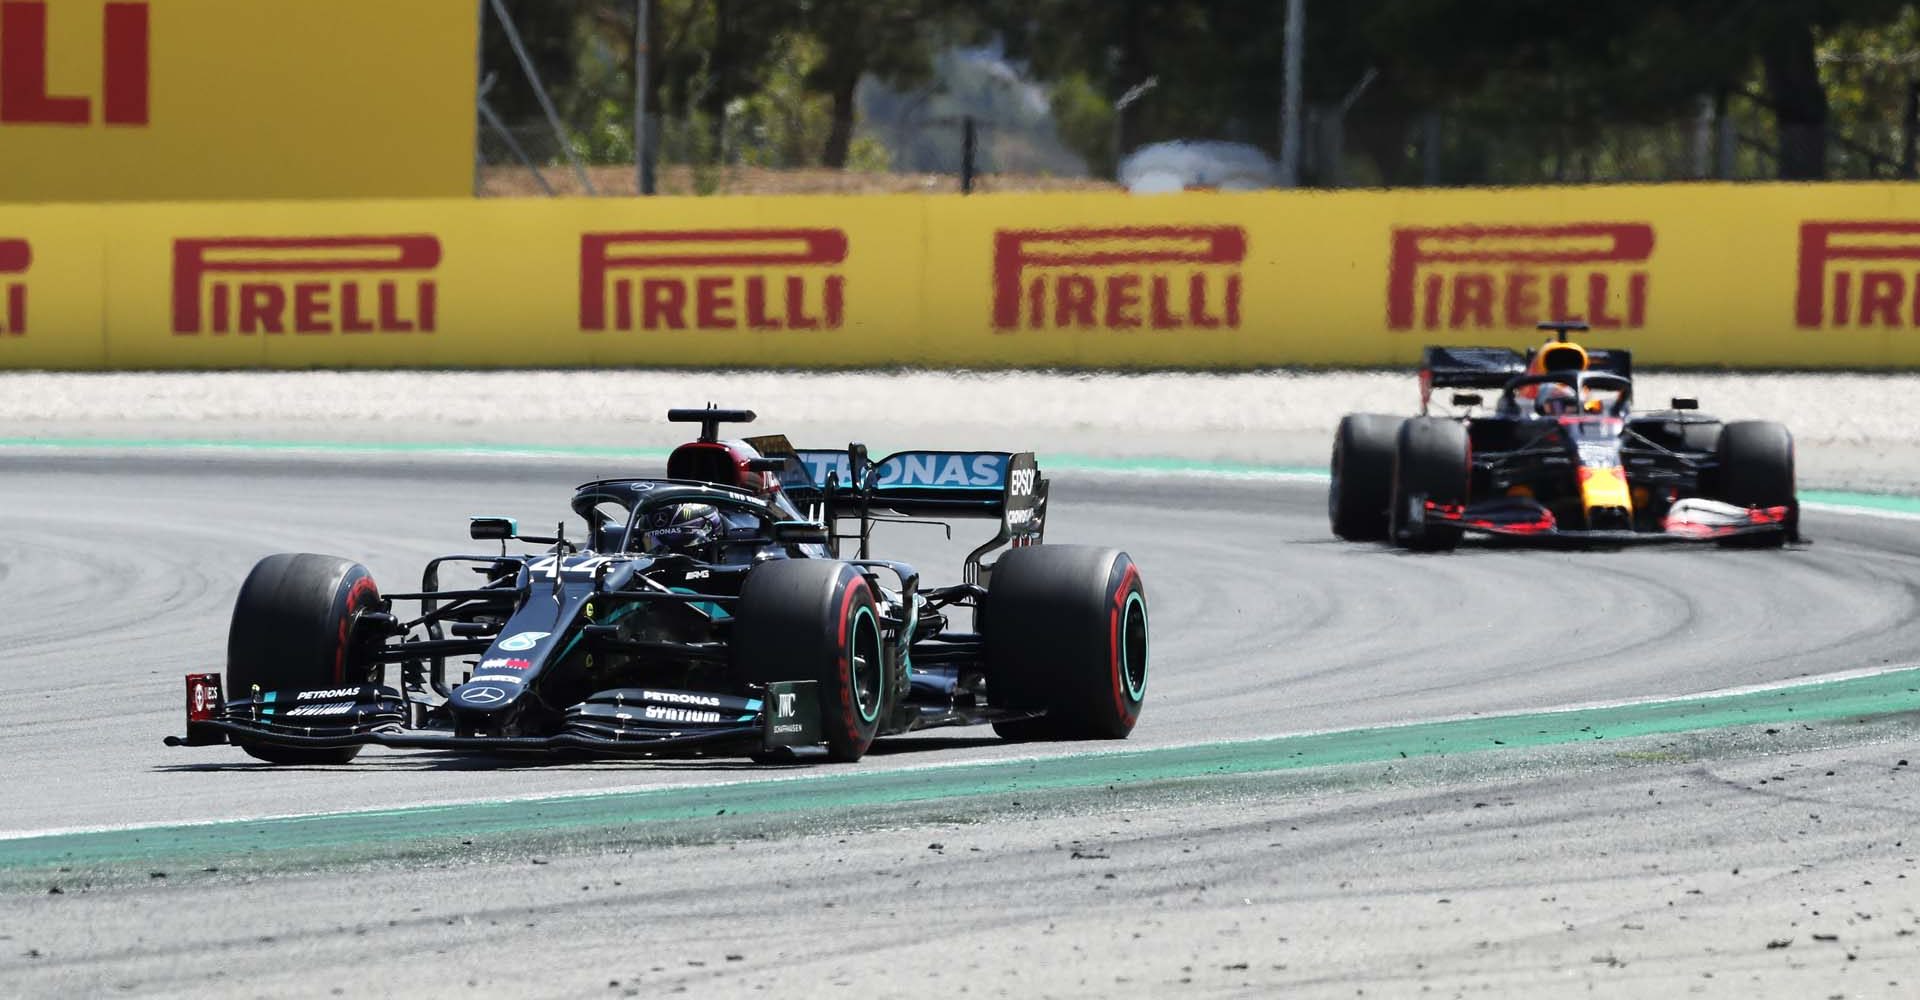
[994,0,1289,169]
[1349,0,1910,182]
[1746,0,1909,179]
[483,0,1920,183]
[801,1,975,167]
[1818,5,1920,177]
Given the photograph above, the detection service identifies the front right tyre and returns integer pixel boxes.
[1716,420,1797,548]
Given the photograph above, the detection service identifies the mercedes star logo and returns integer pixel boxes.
[463,685,507,705]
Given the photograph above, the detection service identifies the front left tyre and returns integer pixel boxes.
[227,553,382,765]
[734,559,886,762]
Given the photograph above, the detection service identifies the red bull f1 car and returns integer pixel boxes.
[1329,322,1798,550]
[167,407,1148,765]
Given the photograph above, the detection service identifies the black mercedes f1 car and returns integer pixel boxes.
[168,407,1148,764]
[1330,322,1798,551]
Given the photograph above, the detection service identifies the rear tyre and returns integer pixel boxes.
[1330,414,1401,541]
[1717,420,1796,548]
[985,546,1147,741]
[1679,420,1723,455]
[1389,417,1470,552]
[226,553,381,765]
[735,560,885,762]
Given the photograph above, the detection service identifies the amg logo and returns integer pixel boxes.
[0,238,26,335]
[579,229,848,332]
[642,689,721,708]
[643,705,722,724]
[993,226,1246,332]
[172,235,441,335]
[1387,224,1654,330]
[285,702,355,717]
[1795,221,1920,327]
[0,2,149,127]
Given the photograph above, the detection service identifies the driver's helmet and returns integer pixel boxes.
[640,502,724,555]
[1535,383,1580,417]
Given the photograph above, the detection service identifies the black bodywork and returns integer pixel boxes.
[168,418,1058,760]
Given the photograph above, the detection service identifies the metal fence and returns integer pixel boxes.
[476,40,1106,196]
[478,110,1103,197]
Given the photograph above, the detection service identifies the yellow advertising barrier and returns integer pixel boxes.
[0,203,108,367]
[0,0,475,201]
[12,182,1920,370]
[100,198,929,368]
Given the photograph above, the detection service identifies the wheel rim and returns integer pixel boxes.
[1120,591,1148,702]
[849,605,883,724]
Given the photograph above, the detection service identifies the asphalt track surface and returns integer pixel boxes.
[3,448,1919,996]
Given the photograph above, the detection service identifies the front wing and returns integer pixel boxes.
[165,677,825,758]
[1417,496,1793,544]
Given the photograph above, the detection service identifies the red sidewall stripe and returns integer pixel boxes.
[1108,562,1142,723]
[835,573,873,745]
[334,575,379,685]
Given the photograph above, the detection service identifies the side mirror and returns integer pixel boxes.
[1450,392,1483,409]
[770,520,830,545]
[1670,397,1698,411]
[469,516,518,541]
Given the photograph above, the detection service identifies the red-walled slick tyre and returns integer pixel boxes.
[226,553,381,765]
[985,546,1147,741]
[734,559,886,762]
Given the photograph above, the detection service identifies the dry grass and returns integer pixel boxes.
[477,163,1119,197]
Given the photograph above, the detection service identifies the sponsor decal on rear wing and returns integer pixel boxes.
[763,446,1044,544]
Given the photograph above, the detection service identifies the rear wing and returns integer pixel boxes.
[1420,344,1633,412]
[750,439,1047,581]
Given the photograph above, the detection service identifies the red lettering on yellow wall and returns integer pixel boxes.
[0,1,149,126]
[992,226,1247,333]
[171,235,441,335]
[0,237,26,335]
[1387,223,1655,331]
[1794,221,1920,328]
[580,229,849,333]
